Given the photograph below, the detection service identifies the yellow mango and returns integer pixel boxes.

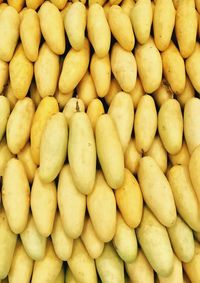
[108,5,134,51]
[145,136,167,173]
[104,78,121,105]
[0,3,8,14]
[59,39,90,93]
[81,216,104,259]
[138,157,177,227]
[96,243,125,283]
[38,1,65,55]
[136,206,174,277]
[169,141,190,166]
[124,139,142,175]
[113,212,137,263]
[30,96,59,165]
[168,216,195,262]
[20,8,41,62]
[0,7,20,62]
[9,44,33,99]
[17,143,37,183]
[90,53,111,98]
[135,37,162,93]
[175,0,197,58]
[39,112,68,183]
[20,214,46,261]
[168,165,200,232]
[87,4,111,58]
[8,240,33,283]
[0,209,17,280]
[2,158,30,234]
[184,97,200,154]
[183,241,200,283]
[158,255,183,283]
[51,212,73,261]
[186,43,200,93]
[26,0,44,9]
[189,144,200,203]
[58,165,86,239]
[87,99,105,130]
[63,97,85,122]
[77,71,97,107]
[87,171,116,242]
[0,60,8,94]
[125,249,154,283]
[115,168,143,228]
[31,240,62,283]
[131,0,152,44]
[68,112,96,194]
[152,79,173,107]
[0,139,14,176]
[134,95,157,153]
[68,239,97,283]
[158,99,183,155]
[153,0,175,51]
[64,2,86,50]
[31,170,57,237]
[111,43,137,92]
[34,43,59,98]
[50,0,67,9]
[177,77,195,108]
[121,0,135,16]
[129,77,145,108]
[108,92,134,152]
[95,114,124,189]
[0,96,10,142]
[7,98,35,154]
[7,0,24,11]
[162,41,186,94]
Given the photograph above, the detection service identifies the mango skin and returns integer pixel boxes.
[138,156,177,227]
[0,7,20,62]
[136,207,174,277]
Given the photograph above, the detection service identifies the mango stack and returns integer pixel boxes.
[1,0,200,282]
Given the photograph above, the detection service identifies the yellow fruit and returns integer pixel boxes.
[58,165,86,239]
[0,6,20,62]
[131,0,152,45]
[87,4,111,58]
[115,168,143,228]
[158,99,183,155]
[95,114,124,189]
[136,207,174,277]
[68,112,96,194]
[108,5,134,51]
[31,170,57,237]
[64,2,86,50]
[111,43,137,92]
[7,98,35,155]
[0,96,10,142]
[168,165,200,232]
[2,158,30,234]
[183,241,200,283]
[153,0,175,51]
[34,43,59,98]
[134,95,157,153]
[87,171,116,242]
[9,44,33,99]
[59,39,90,93]
[0,209,17,280]
[135,37,162,93]
[20,8,41,62]
[138,156,177,227]
[67,239,97,283]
